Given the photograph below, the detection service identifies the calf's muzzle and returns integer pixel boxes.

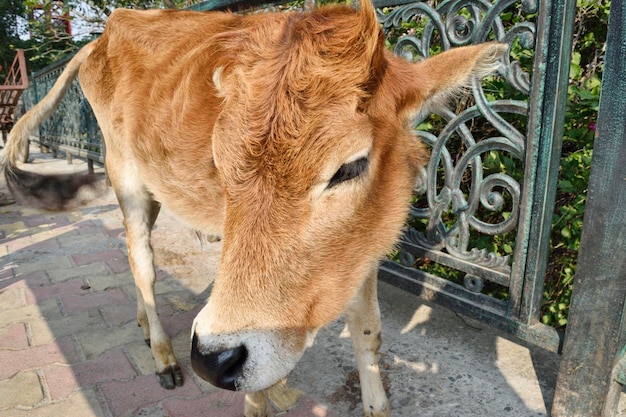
[190,333,248,391]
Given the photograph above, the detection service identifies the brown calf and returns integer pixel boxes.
[0,0,505,415]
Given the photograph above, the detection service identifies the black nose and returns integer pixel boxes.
[190,333,248,391]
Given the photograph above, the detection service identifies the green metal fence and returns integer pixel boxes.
[19,1,625,415]
[21,53,103,172]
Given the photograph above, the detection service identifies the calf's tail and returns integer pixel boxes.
[1,42,100,211]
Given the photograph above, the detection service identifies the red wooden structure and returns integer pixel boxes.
[0,49,29,145]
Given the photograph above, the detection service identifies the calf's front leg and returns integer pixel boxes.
[244,390,270,417]
[345,269,390,417]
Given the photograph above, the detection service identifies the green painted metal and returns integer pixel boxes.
[510,0,576,326]
[187,0,290,11]
[616,346,626,386]
[551,1,626,415]
[25,53,104,164]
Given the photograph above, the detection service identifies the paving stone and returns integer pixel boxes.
[29,224,80,240]
[0,299,63,326]
[1,221,28,239]
[1,389,107,417]
[70,219,99,229]
[43,349,138,400]
[28,310,108,346]
[162,292,200,311]
[0,270,49,291]
[60,287,129,314]
[0,267,14,280]
[0,322,29,349]
[99,367,202,417]
[57,231,117,253]
[81,204,118,216]
[155,296,176,318]
[104,227,125,238]
[0,371,44,410]
[0,287,24,310]
[155,277,185,294]
[85,271,134,292]
[160,308,200,339]
[171,327,193,359]
[124,341,157,376]
[14,257,73,276]
[162,391,337,417]
[47,262,111,283]
[100,302,136,327]
[75,322,144,360]
[132,405,168,417]
[0,336,78,379]
[23,214,72,228]
[23,277,89,305]
[5,237,61,257]
[72,249,126,267]
[282,396,338,417]
[104,257,130,273]
[0,208,22,225]
[14,207,47,217]
[162,391,245,417]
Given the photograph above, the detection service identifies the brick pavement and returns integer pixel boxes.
[0,149,337,417]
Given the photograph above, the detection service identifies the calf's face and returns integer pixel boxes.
[191,3,506,392]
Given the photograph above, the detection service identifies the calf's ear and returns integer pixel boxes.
[379,43,508,120]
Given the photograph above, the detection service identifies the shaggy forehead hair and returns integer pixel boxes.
[213,5,385,196]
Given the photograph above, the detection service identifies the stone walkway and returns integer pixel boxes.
[1,146,624,417]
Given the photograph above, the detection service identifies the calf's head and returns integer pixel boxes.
[191,0,506,392]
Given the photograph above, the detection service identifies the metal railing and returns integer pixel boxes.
[23,52,103,172]
[18,1,625,415]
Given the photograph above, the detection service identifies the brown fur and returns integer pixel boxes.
[1,1,506,415]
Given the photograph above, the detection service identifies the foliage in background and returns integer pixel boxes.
[0,0,209,73]
[0,0,28,79]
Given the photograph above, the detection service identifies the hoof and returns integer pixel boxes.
[157,364,184,389]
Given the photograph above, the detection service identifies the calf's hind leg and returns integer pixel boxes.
[111,169,183,389]
[345,269,390,417]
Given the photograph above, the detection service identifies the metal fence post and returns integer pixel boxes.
[551,1,626,415]
[510,0,576,327]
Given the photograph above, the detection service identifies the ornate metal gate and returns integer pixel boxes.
[376,0,573,354]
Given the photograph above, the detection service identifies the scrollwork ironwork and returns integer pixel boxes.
[379,0,536,285]
[378,0,536,93]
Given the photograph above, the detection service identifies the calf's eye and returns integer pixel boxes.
[327,157,370,189]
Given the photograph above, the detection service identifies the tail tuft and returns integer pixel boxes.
[5,167,103,211]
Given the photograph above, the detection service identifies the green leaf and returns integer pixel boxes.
[561,227,572,239]
[569,62,581,80]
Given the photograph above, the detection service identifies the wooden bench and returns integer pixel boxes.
[0,49,28,145]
